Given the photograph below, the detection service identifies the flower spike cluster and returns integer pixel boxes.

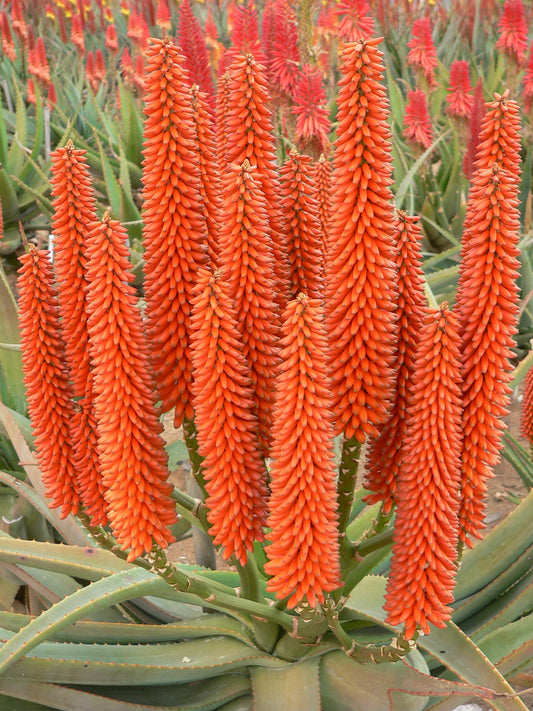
[407,18,438,87]
[18,248,80,518]
[265,295,341,608]
[520,365,533,447]
[455,94,522,546]
[141,38,209,427]
[85,214,177,561]
[403,89,433,150]
[385,305,463,640]
[326,38,399,442]
[496,0,528,66]
[190,268,268,565]
[446,60,473,119]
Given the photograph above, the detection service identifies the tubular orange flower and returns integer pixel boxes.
[85,214,176,562]
[190,268,267,565]
[223,53,290,308]
[265,295,341,608]
[520,365,533,446]
[70,13,85,55]
[280,151,324,300]
[314,154,332,255]
[407,17,438,87]
[141,38,209,427]
[50,141,107,526]
[446,60,473,119]
[364,212,427,512]
[403,89,433,150]
[455,94,522,546]
[496,0,528,66]
[326,38,399,442]
[18,247,80,518]
[218,161,280,455]
[190,84,222,266]
[384,305,463,641]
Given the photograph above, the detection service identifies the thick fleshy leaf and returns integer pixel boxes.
[345,576,528,710]
[251,659,320,711]
[0,676,251,711]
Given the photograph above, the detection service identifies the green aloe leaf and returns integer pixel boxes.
[454,488,533,601]
[0,263,24,414]
[251,659,320,711]
[395,131,450,210]
[477,614,533,678]
[5,634,285,686]
[345,576,528,710]
[0,675,251,711]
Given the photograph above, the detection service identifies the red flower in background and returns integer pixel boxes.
[291,64,331,152]
[227,2,266,64]
[447,60,473,118]
[403,89,433,150]
[523,44,533,111]
[521,364,533,446]
[407,17,438,86]
[268,0,300,96]
[105,23,118,53]
[335,0,375,42]
[178,0,216,112]
[71,13,85,55]
[463,78,485,180]
[496,0,528,65]
[1,12,17,62]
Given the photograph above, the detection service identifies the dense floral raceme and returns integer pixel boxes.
[326,38,399,442]
[280,151,325,301]
[190,268,267,565]
[84,214,176,561]
[407,17,438,87]
[496,0,528,66]
[265,295,341,608]
[17,248,80,518]
[291,64,332,154]
[455,94,522,546]
[403,89,433,150]
[217,161,280,456]
[364,212,427,512]
[446,60,473,119]
[50,141,107,526]
[222,53,290,310]
[384,305,463,640]
[141,38,209,428]
[314,154,332,255]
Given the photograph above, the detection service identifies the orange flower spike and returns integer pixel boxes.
[456,176,521,545]
[218,161,280,455]
[190,268,268,564]
[280,151,324,300]
[224,54,291,307]
[85,214,176,562]
[455,94,522,545]
[50,142,107,526]
[141,38,209,428]
[365,212,427,512]
[190,84,222,267]
[265,295,341,609]
[314,154,332,256]
[326,38,399,442]
[384,305,463,641]
[215,71,231,174]
[17,248,80,518]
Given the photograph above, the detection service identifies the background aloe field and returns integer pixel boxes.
[2,1,533,710]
